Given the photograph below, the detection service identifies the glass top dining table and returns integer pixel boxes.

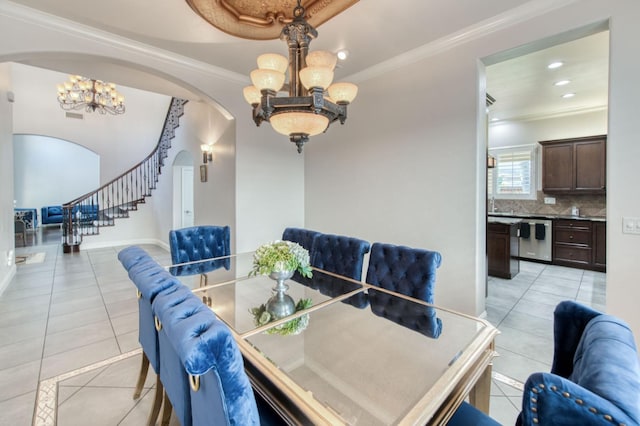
[166,252,499,425]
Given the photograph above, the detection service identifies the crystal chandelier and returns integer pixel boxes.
[243,0,357,153]
[56,75,125,115]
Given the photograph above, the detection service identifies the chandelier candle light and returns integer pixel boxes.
[57,75,125,115]
[243,0,358,153]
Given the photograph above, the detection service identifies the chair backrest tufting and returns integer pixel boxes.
[178,306,260,425]
[282,227,321,252]
[169,225,230,266]
[282,227,322,288]
[310,233,370,280]
[153,284,260,426]
[365,243,442,302]
[365,243,443,337]
[310,233,370,308]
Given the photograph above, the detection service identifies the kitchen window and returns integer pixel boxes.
[488,145,536,200]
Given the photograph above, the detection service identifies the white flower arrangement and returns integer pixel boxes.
[249,240,313,278]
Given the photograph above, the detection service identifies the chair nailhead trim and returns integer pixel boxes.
[530,383,620,425]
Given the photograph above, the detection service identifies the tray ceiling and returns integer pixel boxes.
[185,0,359,40]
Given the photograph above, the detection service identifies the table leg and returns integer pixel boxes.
[469,359,493,413]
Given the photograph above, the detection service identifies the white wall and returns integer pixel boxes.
[13,134,100,209]
[0,63,16,295]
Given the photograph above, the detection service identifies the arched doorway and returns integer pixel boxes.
[172,150,195,229]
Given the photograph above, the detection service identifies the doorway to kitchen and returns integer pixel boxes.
[483,24,609,287]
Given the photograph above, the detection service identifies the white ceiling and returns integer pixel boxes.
[6,0,609,121]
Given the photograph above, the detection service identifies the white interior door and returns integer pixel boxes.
[181,167,194,227]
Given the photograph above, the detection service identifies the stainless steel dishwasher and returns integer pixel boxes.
[518,219,553,262]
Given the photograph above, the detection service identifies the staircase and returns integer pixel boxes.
[61,98,188,253]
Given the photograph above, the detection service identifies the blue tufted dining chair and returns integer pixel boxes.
[282,227,322,287]
[365,243,443,337]
[169,225,231,286]
[152,284,204,426]
[516,301,640,426]
[118,246,180,425]
[309,233,370,307]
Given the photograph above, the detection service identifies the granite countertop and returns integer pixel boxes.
[488,217,523,225]
[489,212,606,222]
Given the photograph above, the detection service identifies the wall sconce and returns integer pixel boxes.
[200,144,213,164]
[487,154,496,168]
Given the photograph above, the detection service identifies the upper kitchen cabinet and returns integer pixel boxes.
[540,135,606,194]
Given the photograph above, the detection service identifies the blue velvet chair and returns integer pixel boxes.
[118,246,179,425]
[152,284,283,426]
[365,242,443,338]
[447,401,501,426]
[153,284,204,426]
[282,227,322,287]
[310,233,370,308]
[517,301,640,426]
[169,226,231,283]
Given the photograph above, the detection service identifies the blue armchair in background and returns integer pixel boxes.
[517,301,640,426]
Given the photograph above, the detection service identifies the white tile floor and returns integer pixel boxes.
[0,228,606,425]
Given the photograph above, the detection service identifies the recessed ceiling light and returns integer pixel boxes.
[548,61,563,69]
[337,49,349,61]
[562,93,575,98]
[554,80,571,86]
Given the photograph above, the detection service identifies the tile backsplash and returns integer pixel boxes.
[491,192,606,217]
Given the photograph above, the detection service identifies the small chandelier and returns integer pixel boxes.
[57,75,125,115]
[243,0,357,153]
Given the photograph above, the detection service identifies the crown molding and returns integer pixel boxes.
[344,0,580,84]
[491,105,608,124]
[2,0,580,87]
[0,1,249,85]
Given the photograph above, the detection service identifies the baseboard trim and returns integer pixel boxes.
[0,264,17,297]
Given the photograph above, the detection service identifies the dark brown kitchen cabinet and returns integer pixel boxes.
[592,221,606,272]
[488,221,520,279]
[552,219,606,272]
[540,135,606,194]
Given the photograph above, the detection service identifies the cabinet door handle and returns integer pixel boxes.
[569,235,574,239]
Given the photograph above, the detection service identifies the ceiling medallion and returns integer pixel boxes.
[186,0,359,40]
